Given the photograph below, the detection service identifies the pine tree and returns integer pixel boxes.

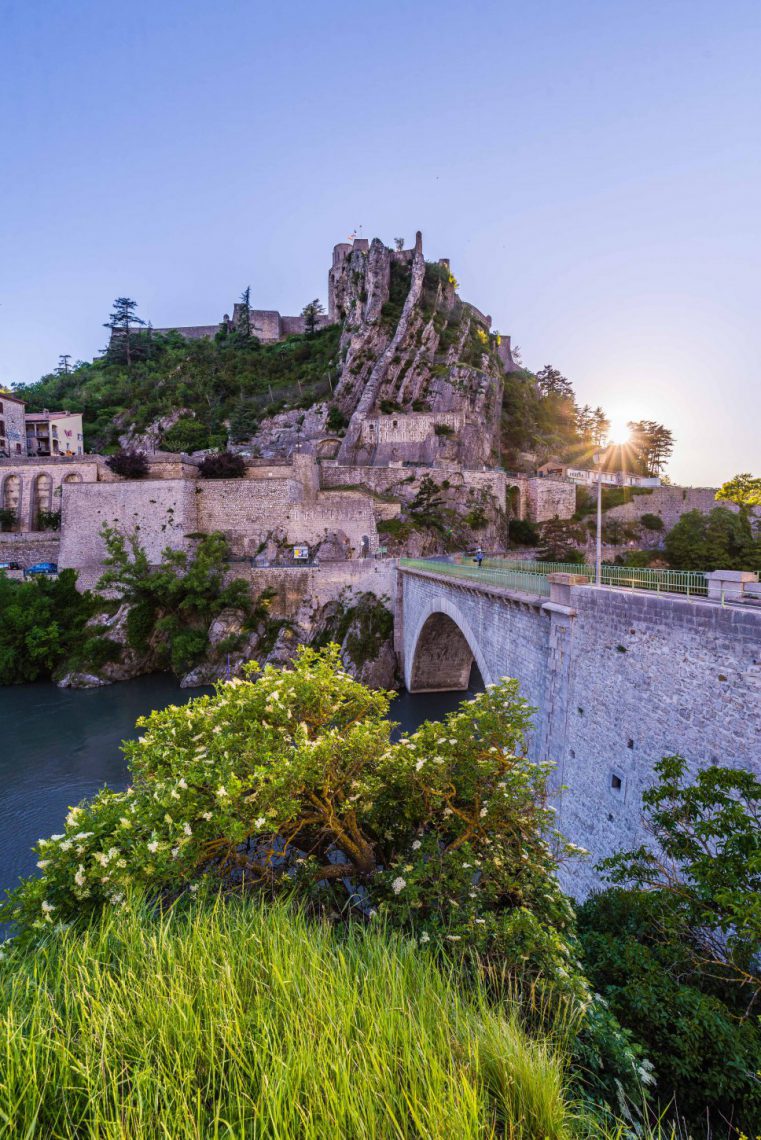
[104,298,145,366]
[301,298,325,336]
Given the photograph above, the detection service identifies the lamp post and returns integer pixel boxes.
[593,450,603,586]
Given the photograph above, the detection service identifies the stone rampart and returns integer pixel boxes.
[604,485,761,531]
[399,567,761,896]
[59,480,198,574]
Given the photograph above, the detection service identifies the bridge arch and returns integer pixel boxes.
[405,596,494,692]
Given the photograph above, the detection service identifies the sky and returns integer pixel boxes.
[1,0,759,486]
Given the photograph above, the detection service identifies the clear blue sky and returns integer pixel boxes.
[2,0,759,485]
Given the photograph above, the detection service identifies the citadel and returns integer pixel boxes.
[1,231,759,894]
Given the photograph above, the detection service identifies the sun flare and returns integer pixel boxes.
[606,415,633,446]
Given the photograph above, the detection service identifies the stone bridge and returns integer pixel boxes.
[396,563,761,895]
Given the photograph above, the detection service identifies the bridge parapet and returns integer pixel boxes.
[398,560,761,898]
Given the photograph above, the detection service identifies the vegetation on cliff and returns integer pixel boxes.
[0,570,110,684]
[578,756,761,1133]
[663,507,761,570]
[14,320,341,452]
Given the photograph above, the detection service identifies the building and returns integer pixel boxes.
[0,393,27,457]
[536,460,660,489]
[0,393,83,458]
[25,410,84,457]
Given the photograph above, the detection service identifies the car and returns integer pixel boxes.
[24,562,58,576]
[0,561,22,571]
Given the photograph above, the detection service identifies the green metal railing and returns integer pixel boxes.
[401,556,710,598]
[399,558,551,596]
[480,558,708,597]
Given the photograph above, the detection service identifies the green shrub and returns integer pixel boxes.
[0,507,17,532]
[579,756,761,1132]
[664,507,761,570]
[639,512,664,531]
[509,518,539,546]
[162,417,215,453]
[434,423,455,438]
[36,509,61,531]
[0,570,94,684]
[325,404,347,432]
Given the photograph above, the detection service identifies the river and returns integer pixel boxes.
[0,672,483,905]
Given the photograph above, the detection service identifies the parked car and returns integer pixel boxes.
[0,561,22,571]
[24,562,58,576]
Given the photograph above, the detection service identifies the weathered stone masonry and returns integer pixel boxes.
[398,567,761,896]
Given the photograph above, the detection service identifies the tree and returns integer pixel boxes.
[537,516,586,562]
[664,507,760,570]
[236,286,257,340]
[536,365,574,401]
[105,449,149,479]
[578,756,761,1131]
[627,420,675,476]
[104,298,146,367]
[301,298,325,336]
[715,472,761,513]
[55,354,72,375]
[0,570,95,683]
[394,237,405,251]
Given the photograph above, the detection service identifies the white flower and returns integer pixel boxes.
[73,832,93,840]
[177,778,188,790]
[415,758,425,771]
[445,934,461,941]
[36,860,50,869]
[171,846,180,859]
[411,840,421,851]
[475,918,486,924]
[109,892,125,906]
[74,865,86,887]
[183,823,193,836]
[419,931,430,943]
[216,786,229,799]
[49,834,65,842]
[41,900,55,914]
[200,812,213,821]
[480,807,488,817]
[188,883,200,893]
[147,840,159,854]
[449,739,457,745]
[391,876,406,894]
[461,863,472,869]
[254,817,267,829]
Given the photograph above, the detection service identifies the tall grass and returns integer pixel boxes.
[0,894,586,1140]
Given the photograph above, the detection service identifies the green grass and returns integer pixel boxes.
[0,894,592,1140]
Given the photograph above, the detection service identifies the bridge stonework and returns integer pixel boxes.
[398,568,761,897]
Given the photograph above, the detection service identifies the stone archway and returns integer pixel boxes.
[32,472,53,530]
[0,474,21,531]
[405,597,493,693]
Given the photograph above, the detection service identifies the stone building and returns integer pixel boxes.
[0,393,26,457]
[0,393,83,459]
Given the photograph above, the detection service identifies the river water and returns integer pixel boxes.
[0,672,482,904]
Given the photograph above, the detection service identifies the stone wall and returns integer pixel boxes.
[59,480,198,578]
[604,485,761,531]
[525,477,577,523]
[0,532,61,565]
[399,567,761,896]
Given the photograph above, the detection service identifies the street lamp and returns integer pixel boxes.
[593,449,604,586]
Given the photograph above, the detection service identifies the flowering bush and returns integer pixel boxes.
[4,647,576,973]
